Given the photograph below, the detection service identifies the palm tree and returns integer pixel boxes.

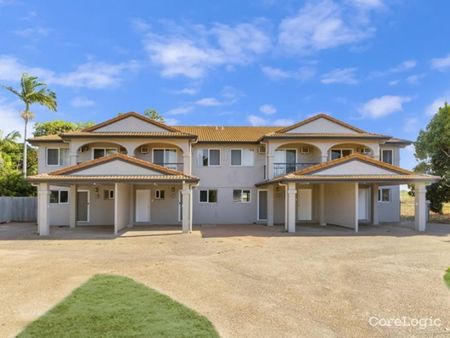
[2,73,57,176]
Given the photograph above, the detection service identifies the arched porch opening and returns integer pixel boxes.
[133,142,184,172]
[326,143,375,161]
[273,142,322,176]
[76,142,127,163]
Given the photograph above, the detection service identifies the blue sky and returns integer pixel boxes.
[1,0,450,169]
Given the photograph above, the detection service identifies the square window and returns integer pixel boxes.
[93,149,105,159]
[200,190,208,202]
[155,190,165,200]
[231,150,242,166]
[49,190,59,203]
[47,149,59,165]
[233,189,241,202]
[59,191,69,204]
[208,190,217,203]
[378,188,390,202]
[242,190,251,202]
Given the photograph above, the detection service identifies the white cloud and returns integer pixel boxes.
[349,0,384,9]
[278,0,376,54]
[163,117,179,125]
[71,97,95,108]
[369,59,417,78]
[403,117,418,133]
[247,114,293,126]
[426,96,449,116]
[166,106,193,116]
[360,95,411,118]
[0,97,25,141]
[261,65,315,81]
[321,67,358,84]
[140,20,271,78]
[14,26,50,40]
[431,54,450,71]
[259,104,277,115]
[173,87,197,95]
[0,55,139,89]
[195,97,222,106]
[405,73,425,85]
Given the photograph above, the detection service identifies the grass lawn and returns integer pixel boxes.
[445,268,450,289]
[18,274,219,338]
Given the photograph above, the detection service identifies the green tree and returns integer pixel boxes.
[33,120,94,137]
[414,103,450,212]
[2,73,57,176]
[143,108,164,122]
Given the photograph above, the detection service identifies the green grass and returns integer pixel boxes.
[445,268,450,289]
[18,274,219,338]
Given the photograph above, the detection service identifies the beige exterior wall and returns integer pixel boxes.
[324,183,358,230]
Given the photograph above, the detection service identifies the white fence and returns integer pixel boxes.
[0,197,37,223]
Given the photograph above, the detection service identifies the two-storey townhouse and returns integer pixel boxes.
[28,112,439,236]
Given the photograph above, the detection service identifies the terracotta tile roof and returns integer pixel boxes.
[177,126,279,142]
[83,112,182,133]
[261,132,390,139]
[59,131,196,138]
[48,153,195,177]
[28,134,63,143]
[276,113,367,133]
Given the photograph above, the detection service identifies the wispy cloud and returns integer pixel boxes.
[369,59,417,78]
[259,104,277,115]
[247,114,293,126]
[195,97,223,106]
[277,0,380,54]
[165,106,193,116]
[138,20,271,78]
[71,97,95,108]
[13,26,51,40]
[403,117,419,133]
[0,96,24,140]
[0,55,139,89]
[431,53,450,71]
[360,95,411,118]
[425,95,450,116]
[172,87,198,95]
[321,67,358,84]
[261,65,315,81]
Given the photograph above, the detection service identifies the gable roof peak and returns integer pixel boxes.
[83,112,181,133]
[276,113,367,134]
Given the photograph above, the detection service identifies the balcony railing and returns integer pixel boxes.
[154,162,184,172]
[273,162,319,177]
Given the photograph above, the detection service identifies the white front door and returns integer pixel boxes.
[135,189,151,222]
[297,189,312,221]
[358,188,368,220]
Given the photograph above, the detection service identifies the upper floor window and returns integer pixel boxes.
[46,148,69,166]
[231,149,255,166]
[199,149,220,167]
[153,149,177,167]
[381,149,393,164]
[93,148,117,160]
[330,149,352,160]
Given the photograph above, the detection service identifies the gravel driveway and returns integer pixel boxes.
[0,223,449,337]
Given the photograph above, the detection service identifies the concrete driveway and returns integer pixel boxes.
[0,222,449,337]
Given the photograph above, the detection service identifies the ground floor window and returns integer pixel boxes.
[378,188,390,202]
[155,189,165,200]
[50,190,69,204]
[200,189,218,203]
[233,189,251,203]
[103,189,114,199]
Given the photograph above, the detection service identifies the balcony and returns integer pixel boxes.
[273,162,318,177]
[154,162,184,172]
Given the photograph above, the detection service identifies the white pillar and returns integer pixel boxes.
[182,183,191,233]
[69,184,77,228]
[37,183,50,236]
[319,183,326,226]
[69,152,78,165]
[267,154,274,179]
[321,154,328,163]
[267,185,274,226]
[371,184,379,225]
[354,183,359,232]
[189,188,193,231]
[183,154,191,175]
[287,182,297,233]
[415,183,427,231]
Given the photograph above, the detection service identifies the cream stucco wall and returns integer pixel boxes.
[324,183,358,230]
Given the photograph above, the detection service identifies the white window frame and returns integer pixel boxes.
[92,147,118,160]
[199,189,218,203]
[230,149,243,167]
[46,148,61,166]
[49,189,69,204]
[381,149,394,165]
[330,148,353,160]
[233,189,251,203]
[378,188,391,202]
[155,189,165,200]
[104,189,114,200]
[153,148,177,165]
[201,149,221,167]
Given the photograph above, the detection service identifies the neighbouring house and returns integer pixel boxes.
[27,112,439,235]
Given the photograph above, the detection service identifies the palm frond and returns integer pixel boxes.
[1,85,22,99]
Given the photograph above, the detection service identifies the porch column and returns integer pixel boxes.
[267,185,274,226]
[287,182,297,233]
[183,154,191,175]
[37,183,50,236]
[69,152,78,165]
[182,183,192,233]
[415,183,427,231]
[319,183,326,226]
[69,184,77,228]
[321,154,328,163]
[371,184,379,225]
[354,183,359,232]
